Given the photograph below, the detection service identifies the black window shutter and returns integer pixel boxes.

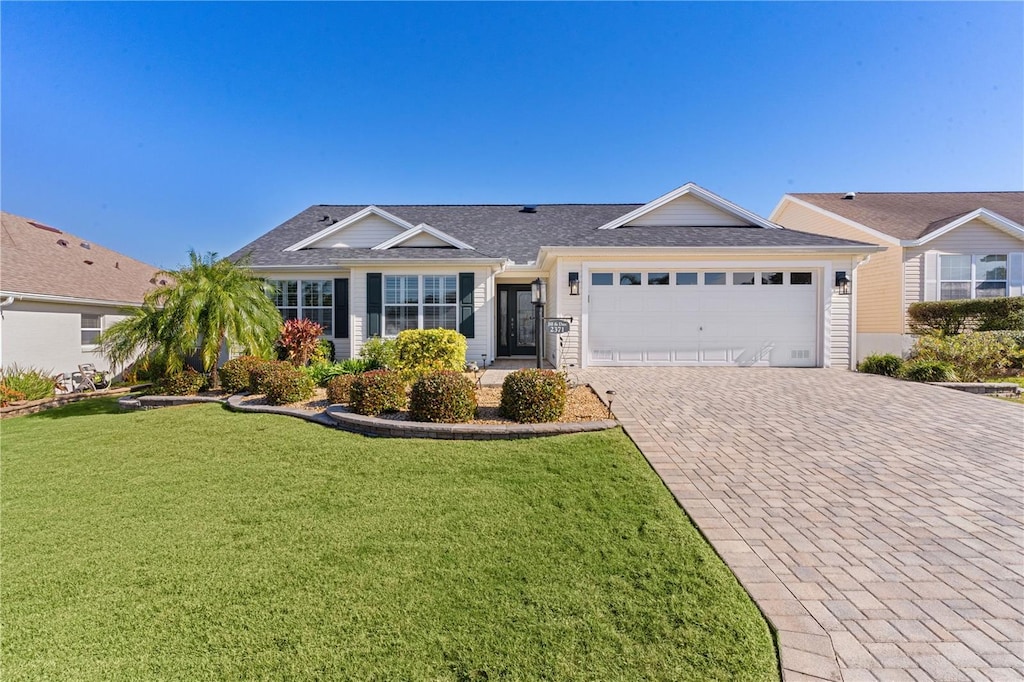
[459,272,475,339]
[333,278,349,339]
[366,273,382,338]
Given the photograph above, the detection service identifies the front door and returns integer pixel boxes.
[497,285,536,356]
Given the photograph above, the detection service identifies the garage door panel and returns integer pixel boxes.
[588,268,820,367]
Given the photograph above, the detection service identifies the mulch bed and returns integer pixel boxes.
[239,384,610,424]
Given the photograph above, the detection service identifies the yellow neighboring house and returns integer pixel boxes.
[770,192,1024,361]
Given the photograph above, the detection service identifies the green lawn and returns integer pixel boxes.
[2,398,778,681]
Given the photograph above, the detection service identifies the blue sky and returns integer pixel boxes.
[2,2,1022,268]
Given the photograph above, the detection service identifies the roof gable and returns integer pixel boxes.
[598,182,781,230]
[915,208,1024,245]
[784,191,1024,241]
[372,223,474,250]
[284,206,414,251]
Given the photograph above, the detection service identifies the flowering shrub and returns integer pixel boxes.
[349,370,406,416]
[278,318,324,367]
[219,355,264,393]
[499,369,567,423]
[409,371,477,423]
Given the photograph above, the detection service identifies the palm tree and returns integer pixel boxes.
[99,250,282,388]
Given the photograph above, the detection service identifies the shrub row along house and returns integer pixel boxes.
[229,183,884,370]
[771,191,1024,360]
[0,211,161,374]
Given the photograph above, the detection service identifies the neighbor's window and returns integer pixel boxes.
[676,272,698,286]
[384,275,458,335]
[648,272,670,286]
[591,273,613,286]
[733,272,756,286]
[939,254,1008,300]
[761,272,784,285]
[790,272,813,285]
[268,279,332,335]
[704,272,726,285]
[619,272,642,286]
[81,314,102,346]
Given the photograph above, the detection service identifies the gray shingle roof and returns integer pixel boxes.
[790,192,1024,241]
[230,203,875,266]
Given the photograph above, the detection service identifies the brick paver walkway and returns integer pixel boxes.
[583,368,1023,682]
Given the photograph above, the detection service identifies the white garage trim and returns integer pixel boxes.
[580,260,833,368]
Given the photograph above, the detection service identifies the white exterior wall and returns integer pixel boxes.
[625,194,748,226]
[550,260,583,369]
[349,265,495,365]
[255,269,352,360]
[905,219,1024,308]
[0,300,131,375]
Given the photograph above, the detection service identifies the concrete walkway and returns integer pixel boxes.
[582,367,1024,682]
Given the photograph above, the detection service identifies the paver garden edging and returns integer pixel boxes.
[927,381,1021,397]
[118,393,618,439]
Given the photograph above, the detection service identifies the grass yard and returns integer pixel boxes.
[1,398,778,681]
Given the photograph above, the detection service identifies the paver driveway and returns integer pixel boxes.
[582,368,1023,682]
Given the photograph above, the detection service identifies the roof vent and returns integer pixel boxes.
[320,214,332,222]
[57,239,69,247]
[83,260,94,265]
[80,241,92,249]
[29,221,62,234]
[842,192,856,200]
[520,205,538,213]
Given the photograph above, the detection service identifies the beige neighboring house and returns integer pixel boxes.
[0,211,162,376]
[770,192,1024,361]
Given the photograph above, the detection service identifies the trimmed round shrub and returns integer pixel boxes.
[159,368,207,396]
[326,374,357,404]
[259,362,315,405]
[899,360,959,383]
[349,370,407,415]
[219,355,264,393]
[393,329,468,381]
[249,360,288,394]
[409,371,477,423]
[857,353,904,377]
[499,369,567,423]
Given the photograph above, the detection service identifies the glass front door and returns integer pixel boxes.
[497,285,536,356]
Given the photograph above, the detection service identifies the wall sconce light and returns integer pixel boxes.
[835,271,851,295]
[568,272,580,296]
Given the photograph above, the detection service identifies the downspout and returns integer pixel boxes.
[0,295,15,319]
[850,254,872,369]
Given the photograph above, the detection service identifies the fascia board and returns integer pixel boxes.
[901,209,1024,246]
[283,206,416,252]
[773,195,902,246]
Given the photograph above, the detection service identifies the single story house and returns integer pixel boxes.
[0,211,162,375]
[769,192,1024,360]
[230,183,882,370]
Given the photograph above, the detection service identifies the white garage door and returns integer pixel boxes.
[587,269,819,367]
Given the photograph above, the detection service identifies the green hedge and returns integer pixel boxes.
[350,370,407,416]
[258,363,315,405]
[409,371,477,423]
[159,368,207,396]
[907,296,1024,336]
[909,330,1022,382]
[219,356,264,394]
[499,369,567,423]
[393,329,468,381]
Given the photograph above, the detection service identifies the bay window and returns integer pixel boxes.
[384,275,458,335]
[939,255,1007,300]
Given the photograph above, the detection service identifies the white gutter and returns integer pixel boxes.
[0,291,145,308]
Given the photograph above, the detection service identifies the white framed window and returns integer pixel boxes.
[81,314,103,346]
[267,279,333,335]
[939,254,1007,300]
[384,275,458,335]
